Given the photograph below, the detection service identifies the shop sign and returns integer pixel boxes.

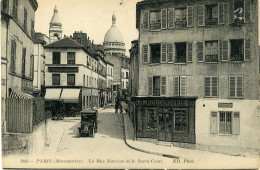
[218,103,233,108]
[134,99,190,107]
[48,67,78,73]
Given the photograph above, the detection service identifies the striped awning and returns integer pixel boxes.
[60,88,81,103]
[45,88,62,100]
[9,88,34,99]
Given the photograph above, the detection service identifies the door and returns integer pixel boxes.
[158,112,173,141]
[173,108,189,142]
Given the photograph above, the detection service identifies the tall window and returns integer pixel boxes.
[126,72,129,79]
[24,8,27,31]
[30,55,33,78]
[205,41,218,62]
[22,48,26,76]
[205,76,218,97]
[150,44,160,64]
[153,76,160,96]
[175,43,186,63]
[31,20,34,37]
[229,76,243,98]
[53,52,60,64]
[83,75,85,86]
[205,4,218,26]
[175,8,187,28]
[1,0,9,13]
[219,111,232,134]
[230,40,244,61]
[150,11,161,30]
[52,74,60,85]
[67,74,75,86]
[10,39,16,72]
[12,0,18,19]
[67,52,75,64]
[174,76,187,96]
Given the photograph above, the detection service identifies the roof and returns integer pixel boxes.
[44,37,83,48]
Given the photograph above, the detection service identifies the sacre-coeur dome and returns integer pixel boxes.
[104,12,124,43]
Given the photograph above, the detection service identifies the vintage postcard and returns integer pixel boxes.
[1,0,260,169]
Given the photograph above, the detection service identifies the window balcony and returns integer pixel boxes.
[205,18,218,26]
[175,56,186,63]
[150,23,161,30]
[205,55,218,62]
[230,54,244,61]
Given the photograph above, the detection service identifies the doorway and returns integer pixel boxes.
[158,112,173,141]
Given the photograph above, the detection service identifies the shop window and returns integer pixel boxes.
[205,41,218,62]
[230,40,244,61]
[205,4,218,26]
[150,44,161,64]
[67,74,75,86]
[52,74,60,85]
[53,52,60,64]
[150,11,161,30]
[174,109,188,132]
[175,8,187,28]
[219,111,232,134]
[229,75,243,98]
[67,52,75,64]
[175,43,186,63]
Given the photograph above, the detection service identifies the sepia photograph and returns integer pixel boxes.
[1,0,260,169]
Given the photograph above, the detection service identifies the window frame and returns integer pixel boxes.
[204,76,218,98]
[52,52,61,64]
[204,41,219,63]
[52,74,60,85]
[10,39,16,72]
[150,44,161,64]
[24,7,27,32]
[67,52,76,64]
[219,111,232,134]
[175,42,187,64]
[12,0,18,20]
[67,74,76,86]
[230,39,244,62]
[229,75,244,99]
[149,10,161,31]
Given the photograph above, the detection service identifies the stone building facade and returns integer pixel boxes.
[133,0,260,154]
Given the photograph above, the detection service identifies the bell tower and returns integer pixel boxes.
[49,5,62,43]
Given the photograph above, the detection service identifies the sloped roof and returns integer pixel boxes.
[44,37,83,48]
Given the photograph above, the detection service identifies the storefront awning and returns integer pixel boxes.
[60,88,81,103]
[45,88,62,100]
[9,88,34,99]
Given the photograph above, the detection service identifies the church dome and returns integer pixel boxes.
[104,12,124,43]
[50,5,62,26]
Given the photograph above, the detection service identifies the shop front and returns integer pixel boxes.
[131,97,197,144]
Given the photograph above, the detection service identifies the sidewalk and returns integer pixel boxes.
[122,112,259,164]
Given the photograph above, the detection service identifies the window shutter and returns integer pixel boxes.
[210,111,218,134]
[167,43,173,63]
[161,43,167,63]
[218,41,223,61]
[225,3,229,24]
[161,76,167,96]
[218,3,225,25]
[244,0,251,23]
[197,42,204,62]
[198,5,205,26]
[187,6,193,27]
[229,76,236,98]
[143,10,149,30]
[187,42,193,62]
[148,76,153,96]
[180,76,186,96]
[143,44,148,64]
[244,39,250,61]
[236,76,243,98]
[174,76,179,96]
[212,77,218,97]
[232,112,240,135]
[222,40,228,61]
[205,77,211,97]
[229,0,234,24]
[161,8,167,29]
[168,8,175,28]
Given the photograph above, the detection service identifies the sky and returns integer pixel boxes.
[35,0,141,56]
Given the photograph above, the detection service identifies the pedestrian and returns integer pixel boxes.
[115,96,120,113]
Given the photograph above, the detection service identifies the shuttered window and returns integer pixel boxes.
[219,41,223,61]
[205,76,218,97]
[222,40,228,61]
[197,42,204,62]
[244,0,251,23]
[168,8,175,28]
[219,111,232,134]
[229,76,243,98]
[218,3,225,25]
[198,5,205,26]
[24,8,27,32]
[174,76,179,96]
[173,76,187,96]
[187,42,193,62]
[10,39,16,72]
[244,39,250,61]
[143,44,148,63]
[180,76,186,96]
[187,6,193,27]
[167,43,174,63]
[161,76,167,96]
[143,11,149,30]
[148,76,153,96]
[161,9,167,29]
[161,43,167,63]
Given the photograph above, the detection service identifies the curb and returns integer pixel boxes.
[121,113,179,159]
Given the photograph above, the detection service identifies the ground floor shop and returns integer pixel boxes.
[131,97,197,144]
[81,88,99,110]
